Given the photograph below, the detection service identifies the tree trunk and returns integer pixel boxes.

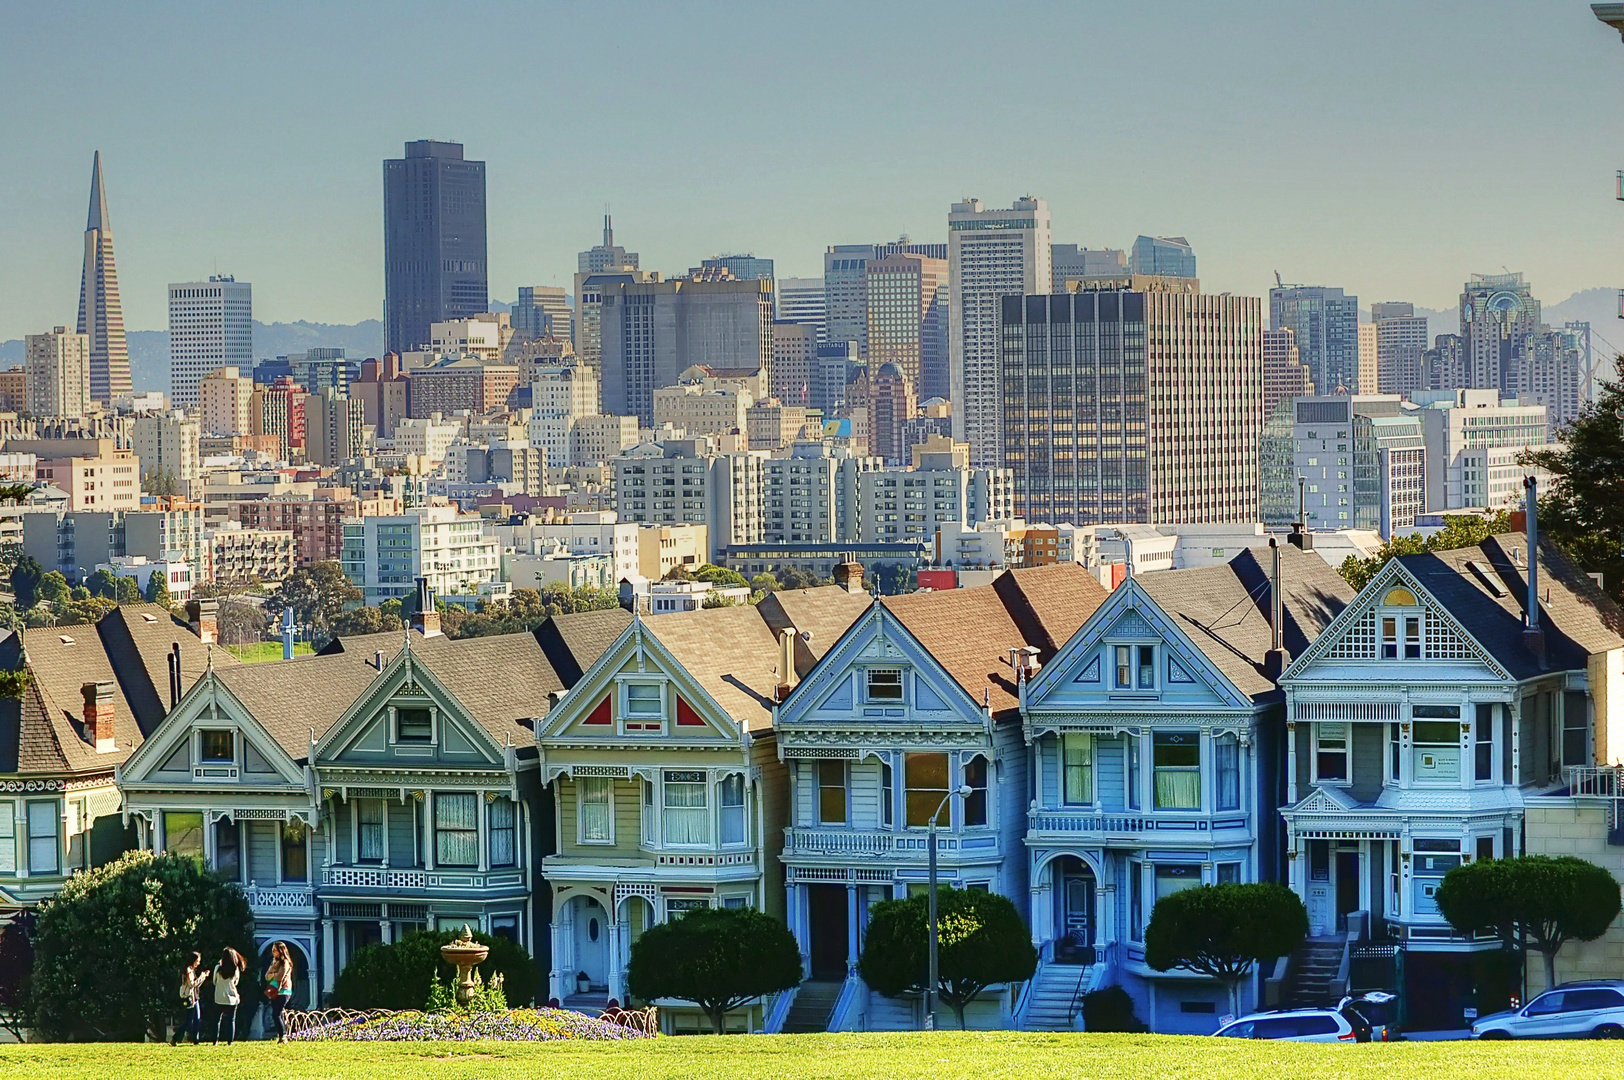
[952,999,967,1030]
[708,1004,726,1034]
[1542,947,1557,994]
[1226,979,1239,1022]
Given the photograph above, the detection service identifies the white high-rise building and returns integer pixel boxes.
[1414,389,1549,511]
[775,276,826,341]
[528,365,600,467]
[25,327,91,419]
[168,276,252,407]
[948,197,1051,467]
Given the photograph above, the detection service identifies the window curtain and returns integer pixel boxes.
[1215,735,1240,811]
[358,799,384,861]
[1154,769,1200,810]
[718,775,746,845]
[489,797,517,866]
[663,775,709,845]
[435,793,478,867]
[579,778,612,842]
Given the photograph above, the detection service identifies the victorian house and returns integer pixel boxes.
[1017,546,1351,1033]
[0,604,219,922]
[772,565,1106,1032]
[1277,527,1623,1030]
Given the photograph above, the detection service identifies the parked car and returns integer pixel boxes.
[1339,992,1402,1041]
[1213,1008,1363,1042]
[1471,981,1624,1040]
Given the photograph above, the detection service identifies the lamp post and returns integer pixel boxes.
[925,782,973,1031]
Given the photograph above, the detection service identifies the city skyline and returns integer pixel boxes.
[4,2,1623,342]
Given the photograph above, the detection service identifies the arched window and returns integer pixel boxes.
[1382,587,1418,607]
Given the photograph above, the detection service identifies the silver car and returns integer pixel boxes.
[1471,981,1624,1040]
[1213,1008,1361,1042]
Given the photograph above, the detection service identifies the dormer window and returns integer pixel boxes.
[396,708,433,742]
[1379,588,1423,659]
[1115,645,1155,690]
[866,669,903,702]
[199,730,235,763]
[622,682,665,733]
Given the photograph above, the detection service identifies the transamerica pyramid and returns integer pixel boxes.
[77,151,133,404]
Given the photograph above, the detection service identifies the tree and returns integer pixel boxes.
[858,886,1037,1029]
[114,575,142,604]
[330,928,536,1010]
[140,468,181,497]
[701,592,739,609]
[1436,854,1622,989]
[262,561,360,646]
[84,568,121,601]
[1521,355,1624,600]
[0,484,35,507]
[777,566,822,591]
[626,906,801,1033]
[1144,882,1308,1017]
[328,604,403,637]
[9,556,43,610]
[0,669,32,699]
[143,571,172,607]
[692,563,749,588]
[37,572,69,607]
[0,917,32,1041]
[30,850,254,1041]
[748,572,783,596]
[1337,511,1512,592]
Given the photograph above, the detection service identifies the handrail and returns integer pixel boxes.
[1330,936,1353,1002]
[827,974,864,1033]
[1065,961,1091,1026]
[763,984,797,1034]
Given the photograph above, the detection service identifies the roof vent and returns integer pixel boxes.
[58,635,74,645]
[141,613,158,623]
[1465,560,1508,598]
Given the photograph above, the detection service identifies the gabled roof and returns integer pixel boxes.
[1137,545,1353,700]
[640,605,784,732]
[534,608,633,689]
[1400,536,1624,680]
[211,649,385,759]
[97,604,238,732]
[754,585,871,675]
[882,565,1111,720]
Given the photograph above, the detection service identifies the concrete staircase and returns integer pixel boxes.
[781,979,843,1033]
[1286,938,1344,1007]
[1020,963,1088,1030]
[562,991,609,1015]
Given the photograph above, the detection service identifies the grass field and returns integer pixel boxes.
[226,641,315,663]
[0,1031,1618,1080]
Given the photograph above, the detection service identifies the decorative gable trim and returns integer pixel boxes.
[118,669,306,788]
[676,697,706,727]
[312,643,506,766]
[583,698,611,726]
[1281,558,1510,681]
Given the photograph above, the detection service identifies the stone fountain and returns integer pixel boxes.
[440,924,490,1005]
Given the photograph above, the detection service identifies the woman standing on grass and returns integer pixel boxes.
[264,941,295,1044]
[210,947,245,1045]
[171,952,208,1045]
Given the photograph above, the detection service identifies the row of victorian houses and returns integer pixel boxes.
[0,507,1620,1034]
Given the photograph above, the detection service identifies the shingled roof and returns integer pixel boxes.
[754,585,871,677]
[534,608,633,689]
[641,604,785,733]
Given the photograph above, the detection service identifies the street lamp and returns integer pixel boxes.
[925,782,973,1032]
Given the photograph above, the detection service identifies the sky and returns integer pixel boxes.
[4,0,1624,341]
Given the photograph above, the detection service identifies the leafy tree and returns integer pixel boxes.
[0,917,32,1041]
[626,906,801,1033]
[0,541,24,581]
[701,592,739,609]
[1337,511,1512,592]
[262,561,360,646]
[37,572,69,606]
[30,850,254,1041]
[748,572,783,595]
[1436,854,1622,989]
[777,566,822,591]
[0,669,32,699]
[84,568,121,601]
[140,468,181,497]
[1521,355,1624,600]
[0,484,35,507]
[9,556,43,610]
[329,604,404,637]
[114,576,141,604]
[858,886,1037,1029]
[1144,882,1308,1017]
[692,563,749,588]
[143,571,172,607]
[1080,985,1146,1033]
[331,928,536,1010]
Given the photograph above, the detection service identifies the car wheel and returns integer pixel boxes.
[1478,1029,1511,1040]
[1592,1024,1623,1040]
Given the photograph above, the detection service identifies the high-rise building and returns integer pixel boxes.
[303,389,366,468]
[948,198,1052,466]
[1269,284,1359,397]
[25,327,91,419]
[1414,389,1549,511]
[1370,301,1431,396]
[251,376,307,460]
[1128,235,1196,278]
[694,254,774,282]
[770,321,816,407]
[774,277,826,341]
[866,362,916,465]
[1050,244,1127,290]
[823,240,948,358]
[1000,280,1264,525]
[1273,395,1425,537]
[1423,333,1466,390]
[1358,322,1378,395]
[528,365,600,467]
[866,251,950,402]
[199,365,255,435]
[168,277,252,408]
[577,213,639,276]
[77,153,132,405]
[351,354,409,440]
[1460,272,1540,391]
[512,285,572,343]
[1520,323,1585,428]
[383,140,488,353]
[132,411,202,498]
[599,278,774,423]
[341,504,501,606]
[1263,327,1311,417]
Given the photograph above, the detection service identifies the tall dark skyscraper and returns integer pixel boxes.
[77,152,132,404]
[383,140,488,354]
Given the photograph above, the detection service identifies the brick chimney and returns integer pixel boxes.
[185,598,219,645]
[834,554,864,595]
[81,681,117,753]
[412,577,442,638]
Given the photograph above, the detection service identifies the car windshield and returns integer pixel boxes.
[1214,1020,1253,1038]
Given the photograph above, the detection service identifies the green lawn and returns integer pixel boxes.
[225,641,315,663]
[0,1032,1618,1080]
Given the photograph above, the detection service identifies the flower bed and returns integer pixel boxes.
[287,1007,655,1042]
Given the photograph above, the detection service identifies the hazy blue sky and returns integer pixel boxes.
[4,1,1624,340]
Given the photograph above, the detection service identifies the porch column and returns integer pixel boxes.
[606,912,623,1002]
[477,792,490,873]
[1095,866,1112,951]
[381,800,391,868]
[1029,871,1048,949]
[1509,697,1522,784]
[379,919,392,945]
[1285,722,1298,804]
[321,918,335,993]
[846,884,859,973]
[423,791,435,871]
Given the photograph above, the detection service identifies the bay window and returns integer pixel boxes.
[357,799,385,862]
[280,820,307,882]
[214,819,240,880]
[719,774,746,846]
[1474,704,1495,782]
[490,797,517,867]
[1062,733,1093,805]
[662,771,709,845]
[0,804,13,874]
[1155,864,1201,902]
[904,752,949,827]
[28,803,59,875]
[881,762,894,829]
[435,793,478,867]
[963,756,988,826]
[163,810,203,860]
[1412,706,1462,783]
[578,778,612,844]
[1214,733,1240,811]
[1153,732,1200,809]
[641,780,655,846]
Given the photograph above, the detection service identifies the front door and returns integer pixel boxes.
[1053,859,1096,961]
[572,897,608,991]
[807,885,849,979]
[1335,850,1361,931]
[1306,840,1334,935]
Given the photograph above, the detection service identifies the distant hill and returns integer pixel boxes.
[0,319,384,392]
[1405,288,1618,346]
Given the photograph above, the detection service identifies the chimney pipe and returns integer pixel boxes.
[169,642,182,707]
[775,628,798,702]
[411,576,442,638]
[1522,476,1546,668]
[374,649,385,671]
[1288,477,1314,550]
[1264,539,1290,680]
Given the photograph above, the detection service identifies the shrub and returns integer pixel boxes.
[331,929,536,1010]
[1080,985,1145,1033]
[30,850,254,1041]
[1144,882,1308,1017]
[626,906,801,1033]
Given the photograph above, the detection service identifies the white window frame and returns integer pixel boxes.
[577,776,615,845]
[1312,723,1350,785]
[616,676,668,736]
[1113,643,1157,691]
[864,668,904,704]
[661,770,710,847]
[354,798,387,864]
[718,772,748,847]
[26,800,59,876]
[197,728,237,764]
[1379,611,1423,660]
[392,704,437,745]
[0,802,13,875]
